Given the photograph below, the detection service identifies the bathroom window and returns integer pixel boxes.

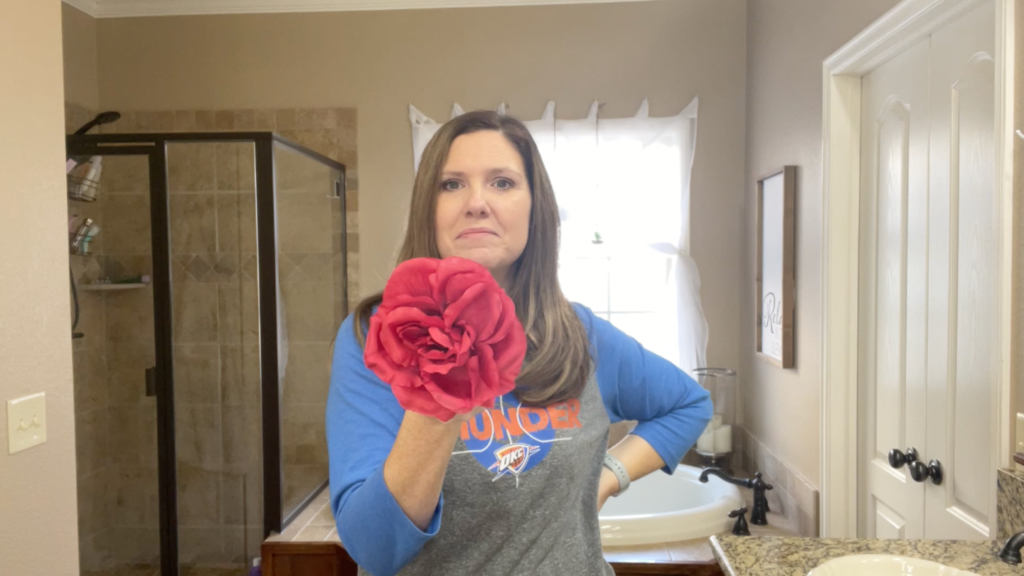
[410,99,708,372]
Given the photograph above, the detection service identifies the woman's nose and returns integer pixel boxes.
[463,184,489,217]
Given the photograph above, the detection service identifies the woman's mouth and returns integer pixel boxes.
[457,228,498,239]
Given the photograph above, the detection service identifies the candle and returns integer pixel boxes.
[711,414,723,430]
[714,424,732,453]
[697,429,715,453]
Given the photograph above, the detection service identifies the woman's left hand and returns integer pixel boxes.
[597,467,620,511]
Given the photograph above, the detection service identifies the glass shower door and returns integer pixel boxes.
[165,141,263,574]
[68,152,163,576]
[273,141,347,523]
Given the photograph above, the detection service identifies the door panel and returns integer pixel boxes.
[858,37,930,540]
[872,498,907,540]
[924,0,996,540]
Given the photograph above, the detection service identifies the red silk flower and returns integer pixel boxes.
[364,257,527,422]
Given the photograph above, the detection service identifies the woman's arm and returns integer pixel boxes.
[327,316,458,576]
[574,304,713,501]
[597,434,666,509]
[382,411,463,530]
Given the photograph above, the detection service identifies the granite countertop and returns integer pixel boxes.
[710,535,1024,576]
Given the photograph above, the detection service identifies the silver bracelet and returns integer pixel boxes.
[603,453,630,497]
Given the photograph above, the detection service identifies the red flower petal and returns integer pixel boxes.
[425,365,476,412]
[383,259,440,302]
[378,307,442,366]
[392,383,457,422]
[427,326,452,349]
[443,283,499,338]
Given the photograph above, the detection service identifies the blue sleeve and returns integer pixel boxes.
[574,303,713,474]
[326,315,442,576]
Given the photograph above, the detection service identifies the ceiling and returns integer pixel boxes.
[63,0,659,18]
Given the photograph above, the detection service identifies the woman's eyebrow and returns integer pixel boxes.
[441,168,524,178]
[489,167,525,178]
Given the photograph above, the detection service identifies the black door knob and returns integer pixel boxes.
[888,447,919,469]
[909,459,943,485]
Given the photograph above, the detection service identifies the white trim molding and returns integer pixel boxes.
[820,0,1015,538]
[62,0,662,18]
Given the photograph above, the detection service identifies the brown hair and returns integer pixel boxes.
[353,110,590,405]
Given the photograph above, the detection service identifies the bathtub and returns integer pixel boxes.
[598,464,743,546]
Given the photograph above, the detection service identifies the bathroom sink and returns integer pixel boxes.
[806,555,979,576]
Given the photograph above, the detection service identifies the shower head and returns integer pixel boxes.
[73,111,122,135]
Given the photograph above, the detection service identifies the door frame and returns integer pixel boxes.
[819,0,1015,538]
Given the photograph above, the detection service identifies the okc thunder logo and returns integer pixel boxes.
[489,443,541,478]
[452,393,583,485]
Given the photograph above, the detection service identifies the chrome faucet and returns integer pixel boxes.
[999,530,1024,565]
[699,468,773,526]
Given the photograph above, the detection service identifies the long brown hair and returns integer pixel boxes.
[353,110,590,406]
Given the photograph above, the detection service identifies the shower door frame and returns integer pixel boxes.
[67,132,347,575]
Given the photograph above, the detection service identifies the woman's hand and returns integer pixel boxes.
[597,466,620,511]
[450,406,486,424]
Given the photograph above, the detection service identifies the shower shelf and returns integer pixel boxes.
[79,283,147,292]
[67,193,97,203]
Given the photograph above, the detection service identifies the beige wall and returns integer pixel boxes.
[1,0,81,574]
[62,3,98,110]
[94,0,749,370]
[741,0,901,487]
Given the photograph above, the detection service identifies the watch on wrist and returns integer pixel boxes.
[603,453,631,497]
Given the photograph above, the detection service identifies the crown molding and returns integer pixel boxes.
[63,0,101,16]
[63,0,658,19]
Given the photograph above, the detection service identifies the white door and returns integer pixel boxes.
[859,0,997,541]
[858,36,930,541]
[923,0,996,540]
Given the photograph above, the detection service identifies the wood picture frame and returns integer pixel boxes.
[755,166,796,368]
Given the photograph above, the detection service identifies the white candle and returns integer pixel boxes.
[711,414,723,430]
[697,429,715,453]
[714,424,732,453]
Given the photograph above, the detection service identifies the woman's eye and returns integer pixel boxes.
[440,180,461,191]
[494,178,515,190]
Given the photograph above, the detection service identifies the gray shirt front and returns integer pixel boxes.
[359,372,615,576]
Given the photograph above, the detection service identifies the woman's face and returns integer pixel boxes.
[434,130,532,287]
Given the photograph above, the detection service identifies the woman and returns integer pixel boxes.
[326,110,712,576]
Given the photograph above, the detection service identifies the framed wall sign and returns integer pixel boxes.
[755,166,795,368]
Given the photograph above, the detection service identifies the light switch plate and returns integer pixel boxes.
[7,393,47,454]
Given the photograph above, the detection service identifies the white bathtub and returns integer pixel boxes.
[598,464,743,546]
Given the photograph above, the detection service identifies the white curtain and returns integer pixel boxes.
[409,99,707,374]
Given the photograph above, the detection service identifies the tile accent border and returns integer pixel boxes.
[733,426,820,537]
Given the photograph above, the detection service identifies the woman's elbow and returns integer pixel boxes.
[694,386,713,424]
[337,522,398,576]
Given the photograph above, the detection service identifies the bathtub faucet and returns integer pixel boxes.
[699,468,773,526]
